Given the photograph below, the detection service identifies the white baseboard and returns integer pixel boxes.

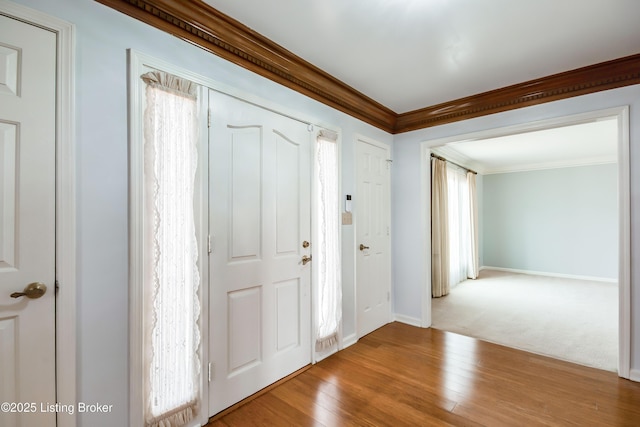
[314,347,338,363]
[394,314,422,327]
[629,369,640,382]
[341,333,358,349]
[481,266,617,283]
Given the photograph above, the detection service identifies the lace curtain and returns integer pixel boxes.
[142,71,201,427]
[315,129,342,351]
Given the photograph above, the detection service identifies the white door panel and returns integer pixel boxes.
[0,14,56,427]
[356,138,391,338]
[209,91,311,415]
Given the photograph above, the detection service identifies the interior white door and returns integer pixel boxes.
[208,90,312,415]
[0,14,56,427]
[356,137,391,338]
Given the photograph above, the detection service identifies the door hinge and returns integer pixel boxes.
[387,291,390,302]
[208,362,213,382]
[207,108,211,128]
[207,235,212,254]
[55,280,60,294]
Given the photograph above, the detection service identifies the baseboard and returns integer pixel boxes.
[629,369,640,382]
[314,347,338,363]
[341,333,358,349]
[394,314,422,327]
[481,266,617,283]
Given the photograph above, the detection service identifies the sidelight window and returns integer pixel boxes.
[140,70,201,427]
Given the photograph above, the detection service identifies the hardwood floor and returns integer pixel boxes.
[206,322,640,426]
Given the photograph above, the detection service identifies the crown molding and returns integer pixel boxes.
[395,53,640,133]
[95,0,397,132]
[97,0,640,135]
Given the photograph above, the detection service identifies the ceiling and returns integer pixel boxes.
[202,0,640,114]
[200,0,630,170]
[431,117,618,174]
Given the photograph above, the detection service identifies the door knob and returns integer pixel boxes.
[10,282,47,299]
[359,244,370,251]
[301,255,312,265]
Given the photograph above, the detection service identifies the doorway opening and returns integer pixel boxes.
[421,107,630,376]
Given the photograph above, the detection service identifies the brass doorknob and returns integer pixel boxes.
[10,282,47,299]
[359,244,370,251]
[301,255,312,265]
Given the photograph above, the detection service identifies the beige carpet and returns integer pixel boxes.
[431,269,618,371]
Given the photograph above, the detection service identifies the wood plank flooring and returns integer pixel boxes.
[206,322,640,426]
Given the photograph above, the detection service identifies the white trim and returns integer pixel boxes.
[630,369,640,383]
[129,50,338,423]
[394,314,422,328]
[128,50,340,135]
[128,50,146,427]
[420,106,631,379]
[480,159,617,175]
[481,266,618,284]
[341,333,358,349]
[196,88,211,423]
[420,143,432,328]
[423,107,628,147]
[314,347,339,363]
[0,2,77,426]
[617,106,631,379]
[128,52,210,427]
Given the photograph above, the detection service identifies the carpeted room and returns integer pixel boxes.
[430,121,619,372]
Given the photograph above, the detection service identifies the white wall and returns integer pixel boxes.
[9,0,392,425]
[482,164,618,279]
[393,83,640,376]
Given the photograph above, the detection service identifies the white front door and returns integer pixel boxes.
[356,137,391,337]
[0,14,56,427]
[208,90,312,415]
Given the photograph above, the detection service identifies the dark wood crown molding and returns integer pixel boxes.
[95,0,397,132]
[97,0,640,135]
[395,53,640,133]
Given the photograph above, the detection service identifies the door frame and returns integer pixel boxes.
[128,49,339,422]
[0,1,76,426]
[419,106,631,379]
[354,134,392,338]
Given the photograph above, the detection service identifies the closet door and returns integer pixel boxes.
[0,15,56,427]
[208,90,312,415]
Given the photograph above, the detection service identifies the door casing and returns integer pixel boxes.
[419,106,632,379]
[128,50,337,423]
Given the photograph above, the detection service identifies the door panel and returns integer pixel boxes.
[209,91,311,415]
[356,138,391,338]
[230,127,262,259]
[0,15,56,427]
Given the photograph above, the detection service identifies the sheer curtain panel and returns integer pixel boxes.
[142,71,201,427]
[467,171,480,279]
[431,157,450,297]
[447,165,471,286]
[314,129,342,351]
